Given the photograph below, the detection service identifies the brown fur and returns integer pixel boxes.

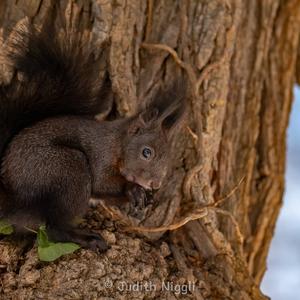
[0,25,186,250]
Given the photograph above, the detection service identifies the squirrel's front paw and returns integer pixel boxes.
[126,184,153,219]
[48,227,109,252]
[83,232,110,252]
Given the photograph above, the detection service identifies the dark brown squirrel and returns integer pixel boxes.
[0,24,186,251]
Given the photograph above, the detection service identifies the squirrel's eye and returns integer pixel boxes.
[142,147,152,159]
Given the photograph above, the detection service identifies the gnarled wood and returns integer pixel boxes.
[1,0,299,299]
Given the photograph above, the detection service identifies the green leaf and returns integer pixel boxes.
[37,225,50,248]
[38,242,80,262]
[37,226,80,262]
[0,220,14,235]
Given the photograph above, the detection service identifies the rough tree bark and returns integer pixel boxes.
[0,1,299,299]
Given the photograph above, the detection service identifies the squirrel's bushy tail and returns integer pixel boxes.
[0,25,109,156]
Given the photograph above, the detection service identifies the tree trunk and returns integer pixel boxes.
[1,0,299,299]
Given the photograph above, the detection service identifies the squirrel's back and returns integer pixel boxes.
[0,24,110,156]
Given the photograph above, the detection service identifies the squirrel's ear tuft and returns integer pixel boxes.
[139,108,159,125]
[127,108,159,135]
[161,100,186,136]
[153,79,188,137]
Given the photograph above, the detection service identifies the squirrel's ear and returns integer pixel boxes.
[127,118,143,135]
[127,108,159,135]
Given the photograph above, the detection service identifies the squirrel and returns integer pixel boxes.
[0,24,186,251]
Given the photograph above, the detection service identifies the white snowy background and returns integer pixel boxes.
[262,86,300,299]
